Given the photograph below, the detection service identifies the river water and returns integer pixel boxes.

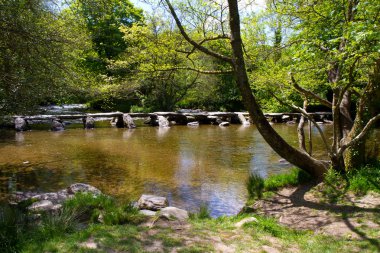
[0,124,334,216]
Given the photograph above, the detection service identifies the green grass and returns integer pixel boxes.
[63,192,145,225]
[246,168,312,200]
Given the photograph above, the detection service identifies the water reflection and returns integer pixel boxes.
[15,132,25,143]
[0,124,338,216]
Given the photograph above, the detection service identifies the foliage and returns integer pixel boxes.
[69,0,143,62]
[0,206,25,253]
[0,0,88,115]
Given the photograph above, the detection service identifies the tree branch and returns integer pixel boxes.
[138,67,232,75]
[164,0,233,63]
[338,114,380,156]
[271,91,332,155]
[289,72,332,108]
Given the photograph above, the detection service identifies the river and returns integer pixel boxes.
[0,123,334,216]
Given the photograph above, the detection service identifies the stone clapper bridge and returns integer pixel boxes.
[13,111,332,131]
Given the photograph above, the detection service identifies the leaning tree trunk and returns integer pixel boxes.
[227,0,328,180]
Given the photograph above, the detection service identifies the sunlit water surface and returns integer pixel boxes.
[0,124,335,216]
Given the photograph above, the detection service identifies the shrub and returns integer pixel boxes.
[246,168,312,200]
[246,173,264,199]
[320,169,348,203]
[347,161,380,195]
[190,204,211,220]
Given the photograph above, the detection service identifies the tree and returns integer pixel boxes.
[0,0,85,115]
[68,0,143,74]
[267,0,380,170]
[163,0,379,179]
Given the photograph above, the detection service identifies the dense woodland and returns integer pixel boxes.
[0,0,379,178]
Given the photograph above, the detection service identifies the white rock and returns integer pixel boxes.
[139,209,157,216]
[28,200,54,212]
[234,217,258,228]
[159,207,189,221]
[137,195,168,211]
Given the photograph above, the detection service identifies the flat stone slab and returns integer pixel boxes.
[159,207,189,221]
[137,195,168,211]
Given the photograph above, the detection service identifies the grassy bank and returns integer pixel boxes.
[12,212,380,253]
[1,163,380,252]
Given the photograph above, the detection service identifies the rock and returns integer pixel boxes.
[51,204,62,211]
[262,245,280,253]
[98,213,104,223]
[139,209,157,216]
[28,200,54,212]
[187,121,199,127]
[67,183,102,195]
[84,116,95,129]
[51,119,64,131]
[15,117,28,131]
[234,217,258,228]
[159,207,189,221]
[79,239,98,250]
[158,116,170,128]
[219,121,230,127]
[123,114,136,129]
[137,195,168,211]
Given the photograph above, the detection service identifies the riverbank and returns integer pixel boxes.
[2,166,380,253]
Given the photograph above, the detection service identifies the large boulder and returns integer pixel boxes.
[159,207,189,221]
[123,114,136,129]
[15,117,28,132]
[51,119,64,131]
[67,183,102,195]
[137,195,168,211]
[84,116,95,129]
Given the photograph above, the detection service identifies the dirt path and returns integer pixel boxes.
[252,184,380,238]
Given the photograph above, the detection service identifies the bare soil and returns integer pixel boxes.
[252,184,380,239]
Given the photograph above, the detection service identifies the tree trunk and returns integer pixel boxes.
[344,59,380,170]
[297,100,307,152]
[227,0,328,180]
